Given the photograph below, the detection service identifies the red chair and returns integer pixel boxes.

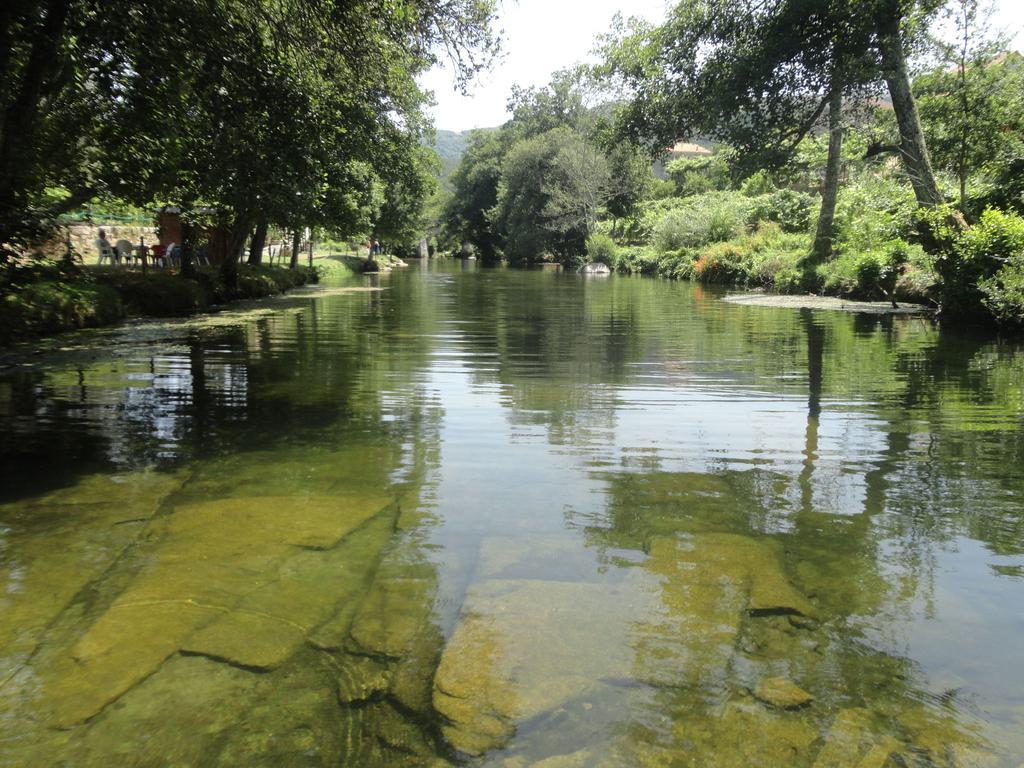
[151,244,167,267]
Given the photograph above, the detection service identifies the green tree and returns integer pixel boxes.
[0,0,499,278]
[914,8,1024,213]
[494,127,611,265]
[602,0,951,265]
[444,130,506,261]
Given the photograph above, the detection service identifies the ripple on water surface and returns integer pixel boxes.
[1,264,1023,766]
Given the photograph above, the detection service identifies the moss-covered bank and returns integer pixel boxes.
[0,263,320,345]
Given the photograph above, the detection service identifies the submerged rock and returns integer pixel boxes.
[43,492,394,725]
[635,532,815,691]
[432,579,639,756]
[754,676,814,710]
[0,470,187,685]
[812,708,897,768]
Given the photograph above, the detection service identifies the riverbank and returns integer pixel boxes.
[611,223,936,308]
[0,262,327,346]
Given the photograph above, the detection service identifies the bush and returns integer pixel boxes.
[980,257,1024,326]
[938,207,1024,316]
[818,240,914,301]
[834,174,918,252]
[585,232,618,265]
[748,189,815,233]
[693,242,745,282]
[615,246,660,275]
[652,192,753,253]
[665,154,733,197]
[687,224,809,289]
[740,170,773,197]
[962,208,1024,324]
[658,249,697,280]
[0,279,123,344]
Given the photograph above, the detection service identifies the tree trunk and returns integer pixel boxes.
[876,9,944,208]
[180,220,198,279]
[811,84,844,266]
[289,229,300,269]
[220,211,254,292]
[0,0,72,211]
[248,212,268,265]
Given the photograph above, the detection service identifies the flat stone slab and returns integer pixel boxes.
[723,292,932,314]
[43,492,393,725]
[433,579,641,756]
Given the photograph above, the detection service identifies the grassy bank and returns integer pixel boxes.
[598,173,1024,326]
[612,222,935,307]
[0,263,321,345]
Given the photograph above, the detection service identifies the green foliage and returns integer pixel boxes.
[652,192,753,253]
[914,41,1024,208]
[740,171,774,197]
[818,241,917,301]
[834,175,919,252]
[605,143,655,221]
[979,257,1024,327]
[666,155,733,197]
[444,130,507,261]
[586,233,619,265]
[614,246,661,275]
[494,127,612,264]
[691,225,808,291]
[748,190,815,233]
[940,208,1024,317]
[0,274,123,344]
[0,0,499,270]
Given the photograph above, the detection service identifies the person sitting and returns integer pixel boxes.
[95,229,117,265]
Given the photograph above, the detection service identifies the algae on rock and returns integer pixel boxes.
[41,492,394,725]
[0,470,188,686]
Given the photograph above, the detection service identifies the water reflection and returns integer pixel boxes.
[0,265,1022,765]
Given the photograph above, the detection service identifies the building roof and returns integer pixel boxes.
[668,141,713,156]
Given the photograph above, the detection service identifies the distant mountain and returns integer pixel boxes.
[426,128,496,180]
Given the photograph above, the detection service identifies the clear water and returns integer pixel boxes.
[1,261,1023,766]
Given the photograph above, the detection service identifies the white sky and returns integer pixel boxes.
[419,0,1024,132]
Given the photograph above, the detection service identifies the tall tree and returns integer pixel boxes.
[493,126,611,265]
[602,0,952,262]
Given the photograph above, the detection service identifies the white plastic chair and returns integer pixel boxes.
[96,238,117,265]
[115,239,135,266]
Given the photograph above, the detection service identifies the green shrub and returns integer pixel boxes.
[979,257,1024,326]
[585,232,618,265]
[666,154,733,197]
[748,189,814,233]
[740,170,773,197]
[939,207,1024,316]
[652,192,753,253]
[615,246,660,275]
[741,229,810,292]
[657,249,697,280]
[834,174,918,252]
[963,208,1024,324]
[0,280,123,343]
[818,240,914,301]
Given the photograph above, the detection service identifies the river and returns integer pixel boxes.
[1,260,1022,766]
